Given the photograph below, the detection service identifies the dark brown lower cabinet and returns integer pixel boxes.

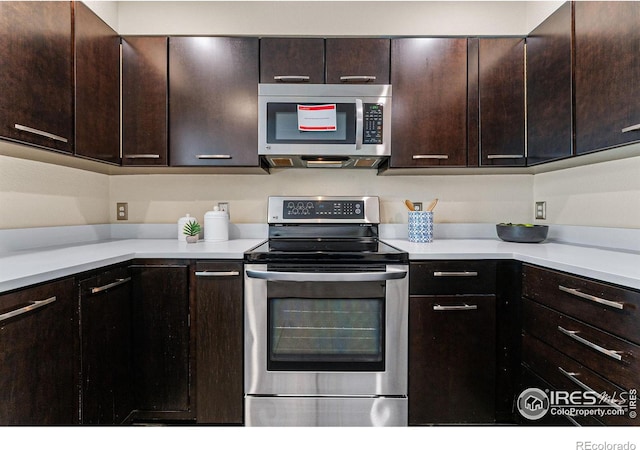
[0,278,78,425]
[193,261,244,424]
[409,294,497,424]
[130,262,192,421]
[79,266,133,424]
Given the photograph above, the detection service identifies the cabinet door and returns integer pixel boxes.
[0,279,77,425]
[74,2,120,164]
[194,262,243,424]
[575,1,640,154]
[170,37,259,166]
[478,38,526,166]
[79,268,133,424]
[122,37,168,166]
[326,38,390,84]
[409,294,496,424]
[0,1,73,153]
[130,264,190,416]
[260,38,325,84]
[390,38,468,167]
[526,2,573,165]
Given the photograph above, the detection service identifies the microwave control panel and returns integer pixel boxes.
[363,104,383,145]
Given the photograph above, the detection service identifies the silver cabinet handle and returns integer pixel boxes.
[413,154,449,160]
[0,296,56,323]
[558,367,623,410]
[558,285,624,310]
[196,154,232,159]
[487,154,524,159]
[557,326,623,362]
[246,268,407,282]
[355,98,363,150]
[90,277,131,295]
[433,304,478,311]
[14,124,68,143]
[195,271,240,277]
[621,123,640,133]
[273,76,310,82]
[340,76,376,82]
[433,271,478,277]
[124,154,161,159]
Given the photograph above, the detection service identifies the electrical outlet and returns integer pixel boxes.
[535,201,546,220]
[218,202,229,215]
[412,202,423,211]
[116,202,128,221]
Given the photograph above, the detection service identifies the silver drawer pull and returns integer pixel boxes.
[433,304,478,311]
[0,296,57,323]
[413,154,449,160]
[124,154,161,159]
[557,326,623,361]
[90,277,131,295]
[274,76,310,82]
[621,123,640,133]
[433,271,478,277]
[14,124,68,143]
[197,154,232,160]
[558,367,623,410]
[558,285,624,310]
[195,271,240,277]
[487,154,524,159]
[340,76,376,82]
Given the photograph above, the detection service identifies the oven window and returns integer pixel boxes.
[267,281,385,372]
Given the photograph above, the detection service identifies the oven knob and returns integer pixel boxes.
[292,208,299,215]
[307,202,314,209]
[287,202,295,209]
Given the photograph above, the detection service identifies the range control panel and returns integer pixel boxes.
[283,199,364,219]
[363,104,383,145]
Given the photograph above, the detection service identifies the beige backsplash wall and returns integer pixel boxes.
[533,155,640,229]
[109,170,533,225]
[2,153,639,230]
[0,154,110,229]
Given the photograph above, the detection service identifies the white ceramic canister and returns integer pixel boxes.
[177,213,194,241]
[204,206,229,242]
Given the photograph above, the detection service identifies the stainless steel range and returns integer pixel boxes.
[244,196,409,426]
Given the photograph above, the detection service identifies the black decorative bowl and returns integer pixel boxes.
[496,224,549,243]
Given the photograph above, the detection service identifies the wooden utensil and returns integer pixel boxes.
[426,198,438,212]
[404,199,415,211]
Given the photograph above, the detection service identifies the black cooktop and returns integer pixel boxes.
[244,226,408,264]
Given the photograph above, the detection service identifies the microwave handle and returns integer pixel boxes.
[355,98,363,150]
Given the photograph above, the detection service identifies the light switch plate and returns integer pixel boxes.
[535,201,546,220]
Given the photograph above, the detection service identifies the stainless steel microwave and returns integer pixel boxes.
[258,84,391,169]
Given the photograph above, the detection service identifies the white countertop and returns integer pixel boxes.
[385,238,640,290]
[1,237,639,294]
[0,238,264,293]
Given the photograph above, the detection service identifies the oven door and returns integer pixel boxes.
[244,264,408,396]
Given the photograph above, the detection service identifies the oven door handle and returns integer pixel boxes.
[245,268,407,282]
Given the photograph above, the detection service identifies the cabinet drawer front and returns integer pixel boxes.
[523,264,640,345]
[523,299,640,391]
[522,333,633,426]
[410,260,496,295]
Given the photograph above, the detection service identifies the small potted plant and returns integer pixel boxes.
[183,219,202,243]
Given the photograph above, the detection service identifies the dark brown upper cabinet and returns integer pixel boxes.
[574,1,640,154]
[169,37,260,167]
[389,38,468,168]
[526,2,574,165]
[325,38,390,84]
[475,38,526,166]
[121,36,168,166]
[260,38,325,84]
[74,2,121,164]
[0,1,73,154]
